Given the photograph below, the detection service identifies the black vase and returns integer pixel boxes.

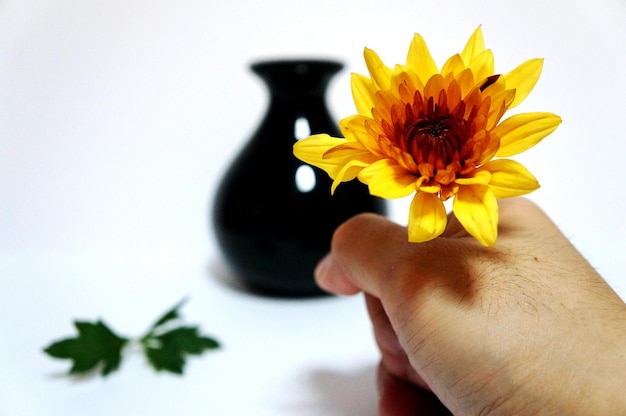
[212,59,386,297]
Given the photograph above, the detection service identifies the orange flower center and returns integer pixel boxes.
[406,113,470,168]
[371,76,504,201]
[371,75,502,201]
[382,87,478,176]
[380,78,501,178]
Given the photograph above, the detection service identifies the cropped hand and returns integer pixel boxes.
[316,198,626,415]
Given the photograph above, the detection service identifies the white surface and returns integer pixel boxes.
[1,0,625,415]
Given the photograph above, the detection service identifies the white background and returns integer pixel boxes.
[1,0,625,415]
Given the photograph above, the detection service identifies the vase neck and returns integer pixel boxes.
[251,60,343,98]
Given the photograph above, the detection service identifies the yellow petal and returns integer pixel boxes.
[477,131,501,165]
[455,68,476,98]
[345,117,387,156]
[424,74,445,102]
[293,134,375,180]
[441,54,466,77]
[445,78,462,112]
[460,26,485,65]
[480,73,506,97]
[485,88,516,130]
[293,134,344,171]
[455,169,492,185]
[323,140,379,167]
[340,115,369,142]
[390,65,424,103]
[330,158,371,194]
[418,182,441,194]
[452,184,498,246]
[371,89,396,121]
[351,73,377,117]
[406,33,439,86]
[407,191,447,243]
[359,159,417,198]
[467,49,495,85]
[494,112,562,157]
[484,159,539,198]
[505,58,544,109]
[364,47,392,90]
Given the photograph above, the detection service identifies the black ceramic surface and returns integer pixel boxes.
[213,59,386,297]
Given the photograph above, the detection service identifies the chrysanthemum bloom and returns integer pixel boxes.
[293,27,561,246]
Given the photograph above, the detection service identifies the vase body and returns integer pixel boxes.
[212,59,386,297]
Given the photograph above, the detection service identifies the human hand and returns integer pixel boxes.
[315,198,626,415]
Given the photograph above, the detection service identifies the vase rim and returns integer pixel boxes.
[251,59,343,75]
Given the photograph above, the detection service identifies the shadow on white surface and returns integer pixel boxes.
[309,366,378,416]
[208,256,334,300]
[279,365,379,416]
[208,257,252,296]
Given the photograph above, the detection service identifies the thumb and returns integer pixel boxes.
[315,213,461,299]
[315,213,408,296]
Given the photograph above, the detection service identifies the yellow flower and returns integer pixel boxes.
[293,27,561,246]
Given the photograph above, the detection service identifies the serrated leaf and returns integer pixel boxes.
[149,297,188,331]
[44,298,221,378]
[143,326,220,374]
[43,320,129,376]
[144,344,186,374]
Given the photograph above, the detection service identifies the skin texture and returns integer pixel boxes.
[315,198,626,415]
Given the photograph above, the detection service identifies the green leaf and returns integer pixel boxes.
[149,297,188,331]
[43,320,129,376]
[143,326,220,374]
[43,298,220,378]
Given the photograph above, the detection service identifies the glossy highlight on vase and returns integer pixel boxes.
[212,59,386,297]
